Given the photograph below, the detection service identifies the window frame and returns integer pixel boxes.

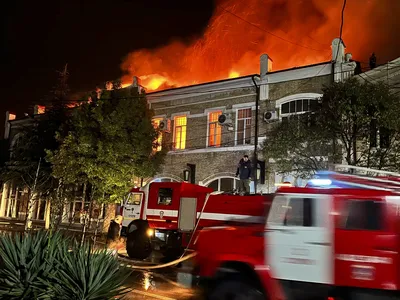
[173,115,187,150]
[339,199,385,231]
[267,196,315,227]
[279,98,319,123]
[205,176,240,192]
[157,187,173,206]
[126,193,143,205]
[235,107,252,146]
[283,197,314,227]
[207,110,222,147]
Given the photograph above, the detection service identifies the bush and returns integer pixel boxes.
[0,230,131,300]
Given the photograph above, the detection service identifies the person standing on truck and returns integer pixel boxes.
[236,154,252,195]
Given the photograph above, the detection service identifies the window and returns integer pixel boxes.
[152,118,163,151]
[208,111,222,147]
[206,177,240,192]
[237,108,252,145]
[280,99,318,121]
[284,198,313,227]
[174,116,187,150]
[340,200,383,231]
[267,195,289,225]
[151,177,180,183]
[369,119,391,149]
[127,193,143,205]
[267,196,314,227]
[158,188,173,205]
[379,127,391,149]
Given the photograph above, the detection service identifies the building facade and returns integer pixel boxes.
[146,38,356,193]
[1,38,363,224]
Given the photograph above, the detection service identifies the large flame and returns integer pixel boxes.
[121,0,400,91]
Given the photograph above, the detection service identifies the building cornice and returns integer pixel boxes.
[147,75,259,103]
[262,62,332,84]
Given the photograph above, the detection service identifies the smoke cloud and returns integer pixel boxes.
[121,0,400,91]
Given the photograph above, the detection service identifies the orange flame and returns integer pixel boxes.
[229,71,240,78]
[121,0,400,92]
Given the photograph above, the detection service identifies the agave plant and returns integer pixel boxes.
[0,230,131,300]
[48,242,131,300]
[0,230,68,300]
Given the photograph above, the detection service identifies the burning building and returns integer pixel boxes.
[3,37,399,227]
[137,38,357,192]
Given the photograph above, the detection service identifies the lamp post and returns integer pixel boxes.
[183,169,190,182]
[251,75,260,194]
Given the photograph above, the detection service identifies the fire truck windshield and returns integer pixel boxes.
[127,193,143,205]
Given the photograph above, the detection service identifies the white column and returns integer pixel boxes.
[44,200,51,229]
[12,187,19,218]
[62,202,69,223]
[0,182,10,217]
[6,182,14,217]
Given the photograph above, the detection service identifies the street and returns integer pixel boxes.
[119,252,199,300]
[122,268,197,300]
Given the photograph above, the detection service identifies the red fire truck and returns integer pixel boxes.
[191,165,400,300]
[118,181,273,259]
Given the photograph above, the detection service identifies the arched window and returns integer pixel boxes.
[151,177,181,183]
[275,93,322,122]
[205,176,240,192]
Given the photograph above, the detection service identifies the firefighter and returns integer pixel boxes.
[236,154,252,195]
[106,215,123,247]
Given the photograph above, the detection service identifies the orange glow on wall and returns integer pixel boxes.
[174,116,187,150]
[208,111,222,147]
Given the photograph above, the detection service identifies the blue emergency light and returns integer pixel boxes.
[306,171,370,189]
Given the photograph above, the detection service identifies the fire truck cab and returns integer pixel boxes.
[117,181,272,260]
[192,165,400,300]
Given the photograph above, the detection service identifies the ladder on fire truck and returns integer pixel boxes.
[333,164,400,190]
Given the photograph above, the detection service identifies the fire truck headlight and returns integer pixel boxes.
[147,229,154,237]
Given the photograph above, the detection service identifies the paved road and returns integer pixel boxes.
[123,268,198,299]
[119,254,200,300]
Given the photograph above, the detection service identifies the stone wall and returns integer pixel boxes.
[152,73,333,191]
[159,149,252,184]
[268,74,332,102]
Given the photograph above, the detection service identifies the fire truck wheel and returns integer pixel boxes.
[208,279,265,300]
[126,221,152,260]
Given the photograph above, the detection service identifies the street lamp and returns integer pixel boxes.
[183,169,190,182]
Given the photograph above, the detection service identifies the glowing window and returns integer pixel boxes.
[208,111,222,147]
[152,118,163,151]
[174,116,187,150]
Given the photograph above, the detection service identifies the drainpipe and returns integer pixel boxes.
[251,75,260,194]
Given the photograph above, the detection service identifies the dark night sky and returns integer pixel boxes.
[1,0,215,136]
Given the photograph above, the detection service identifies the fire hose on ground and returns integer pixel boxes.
[118,251,197,270]
[118,191,217,270]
